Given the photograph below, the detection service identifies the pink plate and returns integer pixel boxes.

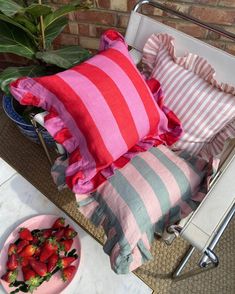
[0,214,81,294]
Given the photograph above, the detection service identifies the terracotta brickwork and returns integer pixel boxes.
[1,0,235,69]
[53,0,235,54]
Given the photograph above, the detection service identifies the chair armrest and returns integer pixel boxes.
[129,48,142,65]
[33,111,65,155]
[33,111,48,127]
[181,152,235,252]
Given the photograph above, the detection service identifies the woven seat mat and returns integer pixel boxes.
[0,97,234,293]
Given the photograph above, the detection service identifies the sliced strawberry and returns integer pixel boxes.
[52,228,65,241]
[52,217,65,229]
[58,257,76,269]
[19,245,38,258]
[40,238,58,262]
[61,265,76,282]
[1,270,18,284]
[8,243,17,256]
[64,227,77,239]
[19,228,33,241]
[6,254,18,270]
[47,253,59,272]
[59,239,73,253]
[29,258,47,277]
[16,239,30,254]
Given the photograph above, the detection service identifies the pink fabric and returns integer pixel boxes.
[76,145,211,273]
[142,33,235,159]
[11,30,182,194]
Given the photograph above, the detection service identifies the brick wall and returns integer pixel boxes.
[54,0,235,55]
[1,0,235,69]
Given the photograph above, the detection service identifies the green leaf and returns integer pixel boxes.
[24,4,52,17]
[0,13,37,40]
[0,21,36,59]
[44,17,68,48]
[0,65,45,94]
[43,2,89,31]
[13,14,37,34]
[0,0,23,16]
[36,46,91,69]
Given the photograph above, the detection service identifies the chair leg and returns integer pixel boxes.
[172,246,219,281]
[172,245,196,279]
[172,204,235,280]
[30,117,53,165]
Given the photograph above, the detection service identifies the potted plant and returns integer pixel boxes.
[0,0,91,144]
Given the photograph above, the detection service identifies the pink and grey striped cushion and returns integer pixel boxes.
[142,33,235,158]
[10,30,182,194]
[76,145,209,273]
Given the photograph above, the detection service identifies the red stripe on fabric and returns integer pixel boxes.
[100,48,160,135]
[146,78,161,93]
[90,156,132,192]
[21,92,40,106]
[53,128,72,144]
[66,170,85,191]
[90,173,107,193]
[69,149,82,165]
[10,77,27,89]
[72,62,139,149]
[44,107,58,122]
[113,156,130,168]
[34,75,113,165]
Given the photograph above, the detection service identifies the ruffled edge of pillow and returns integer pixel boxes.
[142,33,235,96]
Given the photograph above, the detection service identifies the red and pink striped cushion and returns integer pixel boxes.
[10,30,182,193]
[142,33,235,158]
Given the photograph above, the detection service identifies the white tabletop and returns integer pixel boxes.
[0,158,152,294]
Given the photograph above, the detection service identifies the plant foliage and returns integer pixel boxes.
[0,0,92,93]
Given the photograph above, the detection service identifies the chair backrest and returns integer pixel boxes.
[125,9,235,253]
[125,11,235,86]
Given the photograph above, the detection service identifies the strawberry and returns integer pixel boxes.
[8,243,17,256]
[52,228,65,241]
[40,238,58,262]
[6,254,18,270]
[22,265,36,281]
[19,228,33,241]
[19,245,38,258]
[34,246,41,258]
[1,270,18,284]
[22,266,42,293]
[29,258,47,277]
[41,229,53,239]
[32,235,40,245]
[16,239,30,254]
[52,217,65,229]
[64,227,77,239]
[59,239,73,252]
[61,266,76,282]
[19,256,30,267]
[58,257,76,269]
[47,253,59,272]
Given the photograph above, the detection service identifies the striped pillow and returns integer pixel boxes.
[76,145,209,273]
[142,33,235,158]
[10,30,182,194]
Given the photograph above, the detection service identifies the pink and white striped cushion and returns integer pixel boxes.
[142,33,235,158]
